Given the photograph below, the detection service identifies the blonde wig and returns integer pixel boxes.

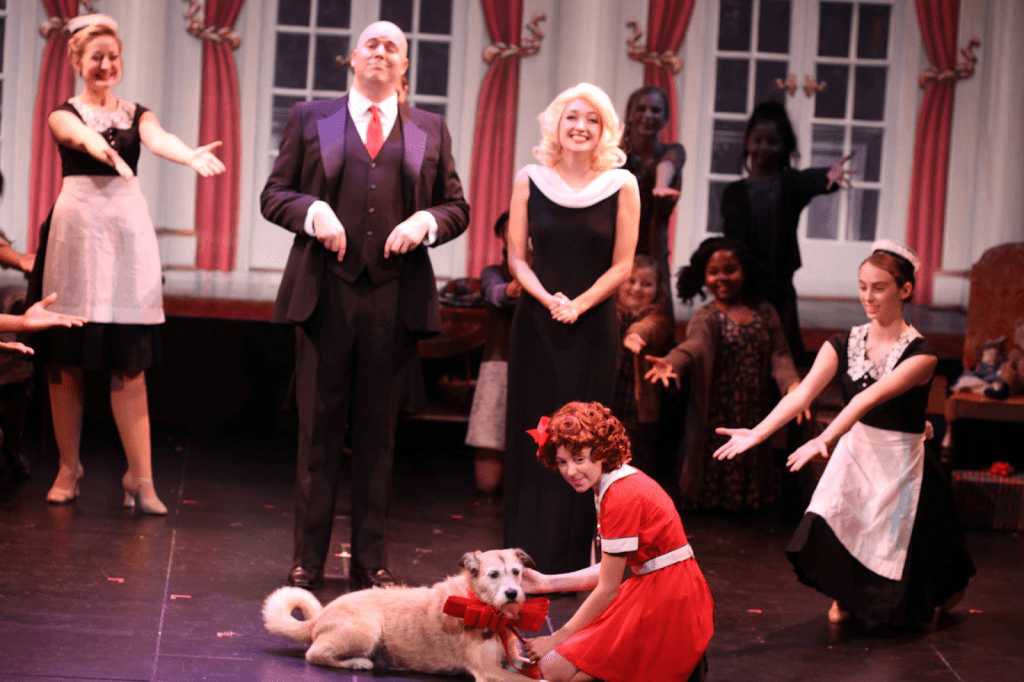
[67,15,122,72]
[533,83,626,172]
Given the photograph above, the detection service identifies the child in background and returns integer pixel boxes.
[721,100,853,359]
[612,254,672,471]
[464,212,520,492]
[646,237,803,512]
[522,401,713,682]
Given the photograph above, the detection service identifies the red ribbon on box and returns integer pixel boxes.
[989,462,1015,476]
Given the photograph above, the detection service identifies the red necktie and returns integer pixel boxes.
[366,105,384,159]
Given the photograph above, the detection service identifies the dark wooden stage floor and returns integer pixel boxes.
[1,417,1021,682]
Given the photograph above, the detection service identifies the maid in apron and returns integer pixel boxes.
[714,240,975,628]
[39,14,224,513]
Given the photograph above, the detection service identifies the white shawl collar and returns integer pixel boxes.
[595,464,639,515]
[524,164,633,208]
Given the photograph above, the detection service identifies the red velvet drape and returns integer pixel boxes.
[28,0,79,252]
[642,0,695,145]
[193,0,244,271]
[466,0,523,278]
[905,0,961,304]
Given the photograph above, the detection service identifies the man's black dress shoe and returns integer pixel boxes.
[287,566,323,589]
[351,568,397,589]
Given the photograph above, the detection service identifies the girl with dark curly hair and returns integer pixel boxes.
[646,237,803,511]
[521,401,714,682]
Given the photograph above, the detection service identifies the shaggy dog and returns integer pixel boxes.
[263,549,542,681]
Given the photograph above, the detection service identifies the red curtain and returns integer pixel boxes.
[466,0,523,278]
[28,0,79,252]
[193,0,245,271]
[905,0,961,304]
[642,0,696,145]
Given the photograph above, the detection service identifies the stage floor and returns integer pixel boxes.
[1,421,1018,682]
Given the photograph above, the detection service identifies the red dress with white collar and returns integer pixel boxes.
[557,465,715,680]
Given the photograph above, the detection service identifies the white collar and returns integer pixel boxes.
[348,87,398,121]
[846,323,921,382]
[524,164,633,208]
[595,464,638,513]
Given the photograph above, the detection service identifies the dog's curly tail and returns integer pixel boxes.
[262,586,323,643]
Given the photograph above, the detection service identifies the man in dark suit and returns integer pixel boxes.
[261,21,469,590]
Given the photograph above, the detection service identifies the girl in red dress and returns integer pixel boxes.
[522,401,714,681]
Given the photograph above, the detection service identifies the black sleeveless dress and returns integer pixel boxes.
[503,169,624,574]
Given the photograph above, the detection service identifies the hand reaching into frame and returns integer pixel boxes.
[21,293,87,331]
[189,141,227,178]
[644,356,679,389]
[786,437,830,472]
[623,332,646,354]
[827,154,856,190]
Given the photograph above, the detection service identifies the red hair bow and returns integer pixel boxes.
[443,592,550,679]
[527,416,551,449]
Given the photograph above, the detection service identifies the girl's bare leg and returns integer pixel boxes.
[111,370,166,514]
[45,365,85,502]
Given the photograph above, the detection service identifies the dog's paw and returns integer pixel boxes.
[337,657,374,670]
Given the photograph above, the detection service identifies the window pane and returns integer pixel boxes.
[313,35,349,92]
[847,188,879,241]
[277,0,311,27]
[271,95,306,151]
[806,192,839,239]
[707,181,730,234]
[813,63,849,119]
[715,58,749,113]
[754,59,788,109]
[417,102,447,118]
[711,119,747,174]
[416,41,449,96]
[857,4,890,59]
[811,123,844,166]
[850,126,883,182]
[757,0,791,54]
[853,65,887,121]
[718,0,752,51]
[420,0,453,34]
[380,0,414,31]
[0,1,6,10]
[274,33,310,89]
[317,0,351,29]
[817,2,852,57]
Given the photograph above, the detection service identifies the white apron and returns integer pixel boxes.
[807,421,925,580]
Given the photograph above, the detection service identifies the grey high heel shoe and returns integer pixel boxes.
[121,472,168,515]
[46,463,84,504]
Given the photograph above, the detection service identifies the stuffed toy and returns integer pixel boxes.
[999,318,1024,396]
[951,336,1010,399]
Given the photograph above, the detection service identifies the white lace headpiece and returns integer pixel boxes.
[871,239,920,273]
[66,14,118,35]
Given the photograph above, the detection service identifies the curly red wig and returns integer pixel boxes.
[536,402,631,473]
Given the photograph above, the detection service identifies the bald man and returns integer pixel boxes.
[262,21,469,590]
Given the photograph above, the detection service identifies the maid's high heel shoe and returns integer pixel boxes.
[46,463,84,504]
[122,472,168,515]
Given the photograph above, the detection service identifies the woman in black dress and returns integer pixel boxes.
[620,86,685,306]
[504,83,640,574]
[714,241,974,628]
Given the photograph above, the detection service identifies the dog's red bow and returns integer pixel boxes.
[443,592,550,679]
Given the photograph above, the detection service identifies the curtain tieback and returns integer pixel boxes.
[482,12,546,64]
[626,20,683,75]
[184,0,242,49]
[919,37,981,89]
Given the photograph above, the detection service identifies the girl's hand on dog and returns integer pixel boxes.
[521,568,550,594]
[524,633,559,662]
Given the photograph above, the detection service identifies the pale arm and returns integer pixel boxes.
[507,170,559,310]
[48,110,133,180]
[521,564,602,594]
[652,159,680,198]
[524,553,628,661]
[714,342,840,460]
[551,175,640,323]
[787,353,936,471]
[138,111,225,177]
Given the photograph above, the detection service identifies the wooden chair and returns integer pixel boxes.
[942,242,1024,450]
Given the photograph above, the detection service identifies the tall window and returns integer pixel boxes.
[697,0,900,295]
[380,0,453,117]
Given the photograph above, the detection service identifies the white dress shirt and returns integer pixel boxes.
[304,89,438,244]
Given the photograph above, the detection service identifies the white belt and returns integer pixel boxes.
[633,543,694,576]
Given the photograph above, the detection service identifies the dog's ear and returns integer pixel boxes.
[460,551,481,577]
[514,548,536,569]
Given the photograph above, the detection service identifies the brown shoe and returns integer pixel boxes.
[351,568,397,589]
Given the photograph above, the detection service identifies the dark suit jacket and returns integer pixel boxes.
[260,96,469,337]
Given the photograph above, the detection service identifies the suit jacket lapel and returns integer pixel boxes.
[400,103,427,211]
[317,95,349,192]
